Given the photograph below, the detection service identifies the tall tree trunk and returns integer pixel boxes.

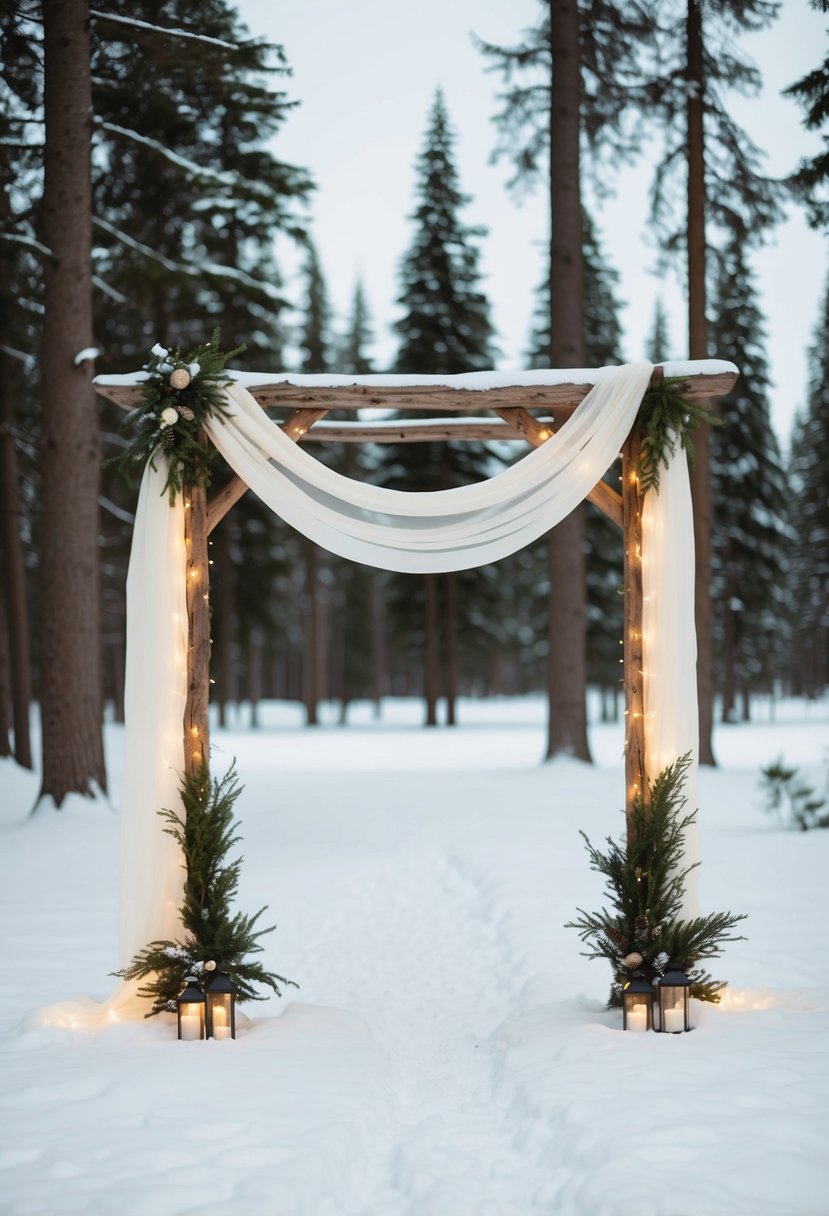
[0,588,12,755]
[248,632,263,729]
[370,575,386,718]
[547,1,591,761]
[423,573,439,726]
[38,0,106,804]
[687,0,716,765]
[444,571,458,726]
[303,538,320,725]
[720,567,736,724]
[0,145,33,770]
[0,350,33,769]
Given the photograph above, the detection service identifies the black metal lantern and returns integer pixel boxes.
[623,968,654,1032]
[205,970,236,1040]
[177,976,206,1041]
[656,961,691,1033]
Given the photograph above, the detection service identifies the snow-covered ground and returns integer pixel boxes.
[2,696,828,1216]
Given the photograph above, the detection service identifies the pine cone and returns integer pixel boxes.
[177,405,195,422]
[160,425,176,451]
[606,925,629,954]
[634,913,650,942]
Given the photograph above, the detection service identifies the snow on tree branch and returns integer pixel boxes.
[90,10,239,51]
[0,232,51,257]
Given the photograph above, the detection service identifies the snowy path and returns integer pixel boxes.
[2,698,828,1215]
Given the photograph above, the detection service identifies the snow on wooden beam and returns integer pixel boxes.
[93,360,739,417]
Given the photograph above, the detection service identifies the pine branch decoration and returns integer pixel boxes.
[566,753,746,1007]
[110,329,246,503]
[114,763,296,1015]
[635,377,722,494]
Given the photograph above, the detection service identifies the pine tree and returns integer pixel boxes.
[783,0,829,230]
[709,234,790,719]
[298,239,332,373]
[338,279,374,375]
[395,88,495,374]
[115,764,296,1013]
[788,278,829,696]
[648,299,672,363]
[388,88,498,725]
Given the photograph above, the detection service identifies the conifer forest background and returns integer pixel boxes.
[0,0,827,806]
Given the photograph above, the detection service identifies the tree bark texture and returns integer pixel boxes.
[687,0,716,765]
[0,354,33,769]
[184,483,210,775]
[0,589,12,755]
[547,0,590,761]
[622,431,646,841]
[424,573,439,726]
[38,0,106,803]
[444,571,458,726]
[303,539,321,726]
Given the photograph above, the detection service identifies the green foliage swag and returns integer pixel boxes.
[114,764,295,1016]
[114,330,244,502]
[567,753,746,1007]
[635,377,722,494]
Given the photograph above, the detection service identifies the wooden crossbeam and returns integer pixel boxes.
[93,366,738,416]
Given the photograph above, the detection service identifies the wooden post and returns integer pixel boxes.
[184,480,210,776]
[622,426,646,841]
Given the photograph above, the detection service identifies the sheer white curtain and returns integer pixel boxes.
[35,360,699,1027]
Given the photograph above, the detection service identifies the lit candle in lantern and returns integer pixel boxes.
[663,1006,684,1034]
[627,1007,648,1032]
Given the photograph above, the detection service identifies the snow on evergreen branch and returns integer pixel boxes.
[90,9,239,51]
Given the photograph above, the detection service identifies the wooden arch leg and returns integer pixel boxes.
[623,427,646,841]
[184,482,210,776]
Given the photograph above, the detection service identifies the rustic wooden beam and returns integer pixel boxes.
[183,479,210,777]
[622,427,646,840]
[94,366,739,415]
[494,406,623,529]
[205,407,329,535]
[301,419,529,444]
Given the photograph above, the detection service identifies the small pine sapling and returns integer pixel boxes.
[115,763,296,1014]
[759,757,829,831]
[567,753,746,1006]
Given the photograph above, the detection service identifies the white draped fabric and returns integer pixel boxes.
[34,360,700,1028]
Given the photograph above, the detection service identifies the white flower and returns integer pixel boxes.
[160,406,179,426]
[151,343,169,358]
[623,951,643,968]
[204,960,217,972]
[170,368,191,390]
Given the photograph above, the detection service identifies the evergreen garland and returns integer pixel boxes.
[567,753,746,1007]
[114,763,295,1015]
[635,378,722,495]
[113,330,245,502]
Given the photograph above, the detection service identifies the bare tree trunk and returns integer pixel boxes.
[687,0,716,766]
[248,632,263,729]
[0,350,33,769]
[38,0,106,804]
[424,573,439,726]
[303,538,320,725]
[444,571,458,726]
[370,575,386,718]
[720,570,736,724]
[0,152,33,769]
[0,588,12,755]
[546,0,590,761]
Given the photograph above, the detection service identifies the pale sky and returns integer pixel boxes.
[236,0,826,445]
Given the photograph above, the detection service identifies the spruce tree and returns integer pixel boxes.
[709,234,790,719]
[388,87,497,724]
[788,278,829,696]
[338,279,374,375]
[783,0,829,230]
[298,239,332,373]
[648,299,672,363]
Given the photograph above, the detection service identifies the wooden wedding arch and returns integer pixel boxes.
[95,360,737,836]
